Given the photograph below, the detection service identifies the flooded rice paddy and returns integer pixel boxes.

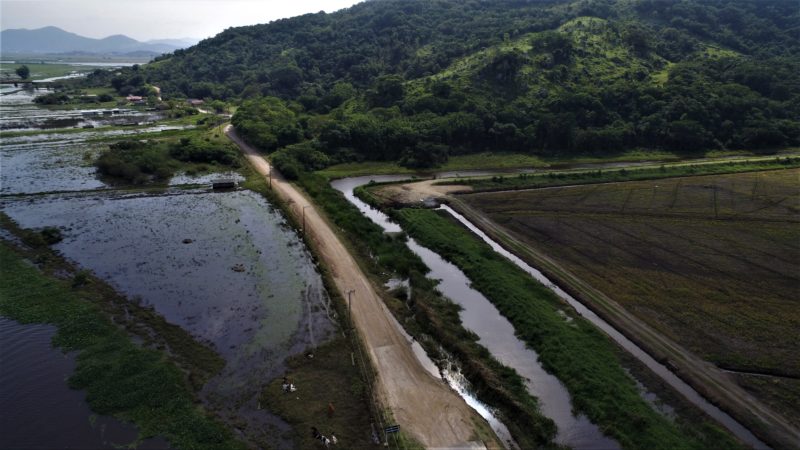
[2,86,332,448]
[1,139,108,194]
[2,189,335,447]
[0,317,168,449]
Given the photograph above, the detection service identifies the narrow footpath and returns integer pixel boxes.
[226,125,496,449]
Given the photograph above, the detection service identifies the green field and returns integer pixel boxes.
[461,169,800,425]
[316,152,549,178]
[0,62,106,80]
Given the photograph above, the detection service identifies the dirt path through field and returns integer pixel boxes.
[225,125,495,449]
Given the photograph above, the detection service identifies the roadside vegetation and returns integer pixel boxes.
[260,337,378,449]
[294,172,584,448]
[392,207,742,450]
[0,216,243,449]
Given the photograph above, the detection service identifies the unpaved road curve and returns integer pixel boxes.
[226,125,495,449]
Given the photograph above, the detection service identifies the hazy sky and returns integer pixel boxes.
[1,0,364,41]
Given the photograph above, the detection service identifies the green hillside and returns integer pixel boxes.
[100,0,800,168]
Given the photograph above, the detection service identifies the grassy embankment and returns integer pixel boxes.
[459,168,800,428]
[292,173,564,449]
[0,216,243,449]
[449,154,800,191]
[317,149,799,179]
[391,207,743,450]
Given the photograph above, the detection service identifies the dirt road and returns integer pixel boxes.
[225,125,495,449]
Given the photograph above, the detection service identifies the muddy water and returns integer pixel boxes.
[0,317,169,449]
[440,205,769,449]
[332,176,617,448]
[1,140,108,194]
[1,87,330,448]
[2,189,335,448]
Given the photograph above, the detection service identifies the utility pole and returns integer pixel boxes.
[302,205,310,235]
[347,289,355,318]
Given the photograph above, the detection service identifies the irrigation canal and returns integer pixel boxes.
[332,173,768,450]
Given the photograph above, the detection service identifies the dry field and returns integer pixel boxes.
[461,168,800,423]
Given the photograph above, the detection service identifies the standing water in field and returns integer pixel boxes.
[0,317,168,449]
[1,87,334,448]
[332,176,617,449]
[2,189,335,448]
[1,84,335,448]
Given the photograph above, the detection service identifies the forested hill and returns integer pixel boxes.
[115,0,800,169]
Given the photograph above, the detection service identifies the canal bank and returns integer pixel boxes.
[226,125,505,449]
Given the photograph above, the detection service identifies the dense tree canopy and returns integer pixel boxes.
[97,0,799,169]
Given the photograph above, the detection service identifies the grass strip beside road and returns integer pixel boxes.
[453,155,800,191]
[294,173,557,448]
[0,239,244,450]
[261,337,383,449]
[394,207,743,450]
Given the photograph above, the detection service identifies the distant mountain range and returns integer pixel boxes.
[0,26,198,56]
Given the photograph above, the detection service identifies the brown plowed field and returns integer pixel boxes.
[461,169,800,426]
